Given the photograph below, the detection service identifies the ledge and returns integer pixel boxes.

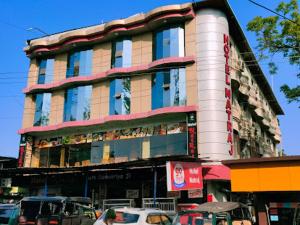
[25,3,194,56]
[23,56,195,94]
[18,105,198,135]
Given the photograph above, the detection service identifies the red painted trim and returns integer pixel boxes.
[203,165,231,180]
[27,9,194,55]
[23,56,195,94]
[18,105,198,134]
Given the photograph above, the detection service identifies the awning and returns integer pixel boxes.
[223,156,300,192]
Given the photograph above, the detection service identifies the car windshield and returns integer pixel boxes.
[173,211,213,225]
[21,200,63,220]
[114,211,140,224]
[0,208,14,224]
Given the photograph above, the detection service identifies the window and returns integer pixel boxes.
[114,212,139,224]
[34,93,51,126]
[152,68,186,110]
[109,78,131,115]
[154,25,184,60]
[64,85,92,121]
[66,49,93,78]
[37,58,54,84]
[111,38,132,68]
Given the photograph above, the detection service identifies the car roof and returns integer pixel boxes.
[0,204,18,209]
[21,196,67,202]
[114,208,166,214]
[21,196,91,204]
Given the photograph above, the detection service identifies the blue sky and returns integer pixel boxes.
[0,0,298,157]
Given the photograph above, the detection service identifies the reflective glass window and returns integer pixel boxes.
[34,93,52,126]
[109,77,131,115]
[66,49,93,78]
[37,58,54,84]
[152,68,186,110]
[64,85,92,121]
[154,26,184,60]
[112,39,132,68]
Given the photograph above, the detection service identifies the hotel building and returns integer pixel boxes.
[16,0,283,206]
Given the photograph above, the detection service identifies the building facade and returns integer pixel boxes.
[17,0,283,205]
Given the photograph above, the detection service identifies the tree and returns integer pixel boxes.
[247,0,300,105]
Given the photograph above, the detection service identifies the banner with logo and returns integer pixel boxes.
[166,161,203,191]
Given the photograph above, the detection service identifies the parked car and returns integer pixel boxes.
[173,202,253,225]
[19,196,97,225]
[94,208,172,225]
[0,204,20,225]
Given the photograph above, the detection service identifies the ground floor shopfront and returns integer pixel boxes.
[5,157,231,210]
[224,156,300,225]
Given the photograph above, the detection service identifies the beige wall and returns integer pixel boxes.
[186,64,197,105]
[53,53,68,82]
[27,59,38,86]
[132,32,153,66]
[92,42,111,74]
[131,74,152,114]
[185,18,196,56]
[49,90,65,125]
[22,95,35,128]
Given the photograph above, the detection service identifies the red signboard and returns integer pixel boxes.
[166,161,203,191]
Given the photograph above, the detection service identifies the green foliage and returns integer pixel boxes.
[247,0,300,105]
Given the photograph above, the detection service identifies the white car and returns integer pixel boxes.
[94,208,172,225]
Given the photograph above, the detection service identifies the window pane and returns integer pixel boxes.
[163,28,171,58]
[44,59,54,83]
[67,50,91,78]
[109,138,142,161]
[154,26,184,60]
[64,86,92,121]
[155,30,163,60]
[112,39,132,68]
[152,69,186,110]
[34,93,51,126]
[150,133,187,157]
[110,78,131,115]
[91,141,103,164]
[122,77,131,114]
[122,39,132,67]
[151,72,164,109]
[49,147,61,167]
[79,49,93,76]
[163,71,171,107]
[77,85,92,120]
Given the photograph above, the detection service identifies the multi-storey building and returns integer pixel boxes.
[16,0,283,205]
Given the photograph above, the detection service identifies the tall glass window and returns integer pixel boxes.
[64,85,92,121]
[152,68,186,110]
[66,49,93,78]
[37,58,54,84]
[34,93,52,126]
[109,77,131,115]
[111,38,132,68]
[154,25,184,60]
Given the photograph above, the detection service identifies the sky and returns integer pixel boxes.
[0,0,299,158]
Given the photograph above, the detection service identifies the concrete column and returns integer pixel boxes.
[195,9,234,160]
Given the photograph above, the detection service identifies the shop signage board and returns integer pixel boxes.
[18,135,26,167]
[166,161,203,192]
[126,189,139,199]
[34,122,187,148]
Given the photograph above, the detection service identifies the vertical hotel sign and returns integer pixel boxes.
[224,34,233,156]
[187,113,197,158]
[18,135,26,167]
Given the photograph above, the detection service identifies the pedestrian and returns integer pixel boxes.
[100,209,116,225]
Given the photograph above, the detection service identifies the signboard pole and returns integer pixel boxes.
[44,175,48,196]
[153,166,157,207]
[84,174,88,197]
